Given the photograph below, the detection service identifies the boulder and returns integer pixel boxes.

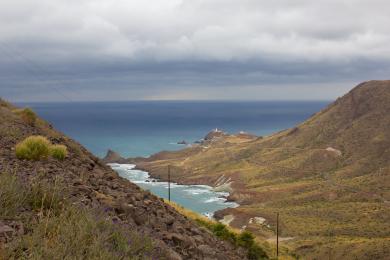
[102,149,126,163]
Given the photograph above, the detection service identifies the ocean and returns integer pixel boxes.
[23,101,329,158]
[109,163,239,217]
[21,100,329,216]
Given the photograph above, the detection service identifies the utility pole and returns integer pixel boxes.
[168,165,171,201]
[276,212,279,259]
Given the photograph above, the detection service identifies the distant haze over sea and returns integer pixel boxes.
[21,101,329,158]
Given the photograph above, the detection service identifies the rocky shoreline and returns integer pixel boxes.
[0,100,248,259]
[101,81,390,260]
[103,157,241,222]
[100,130,260,221]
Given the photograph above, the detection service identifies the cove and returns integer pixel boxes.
[109,163,238,217]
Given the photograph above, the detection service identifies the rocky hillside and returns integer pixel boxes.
[0,100,249,259]
[118,81,390,259]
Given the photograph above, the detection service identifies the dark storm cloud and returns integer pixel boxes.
[0,0,390,101]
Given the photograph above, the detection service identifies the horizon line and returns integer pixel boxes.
[14,99,333,104]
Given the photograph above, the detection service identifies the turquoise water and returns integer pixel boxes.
[109,163,238,217]
[21,101,329,214]
[23,101,329,158]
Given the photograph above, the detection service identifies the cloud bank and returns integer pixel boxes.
[0,0,389,101]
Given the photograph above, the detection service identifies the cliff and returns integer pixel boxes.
[123,81,390,259]
[0,99,249,259]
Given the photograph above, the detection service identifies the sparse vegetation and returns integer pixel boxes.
[0,172,153,259]
[13,108,37,125]
[165,199,268,259]
[1,100,252,259]
[6,207,153,259]
[0,172,27,218]
[15,135,69,161]
[15,135,51,160]
[139,81,390,259]
[0,98,12,108]
[196,219,268,260]
[49,144,68,160]
[66,140,83,156]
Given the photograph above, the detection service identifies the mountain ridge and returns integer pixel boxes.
[0,99,250,259]
[111,80,390,259]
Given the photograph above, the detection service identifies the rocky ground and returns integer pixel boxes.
[0,99,248,259]
[108,81,390,259]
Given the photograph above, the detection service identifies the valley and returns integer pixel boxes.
[108,81,390,259]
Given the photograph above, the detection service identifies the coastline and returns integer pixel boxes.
[118,163,240,219]
[0,99,249,259]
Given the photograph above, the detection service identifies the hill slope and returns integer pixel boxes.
[0,100,249,259]
[129,80,390,259]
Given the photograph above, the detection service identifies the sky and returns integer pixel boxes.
[0,0,389,102]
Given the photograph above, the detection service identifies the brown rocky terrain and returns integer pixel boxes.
[110,80,390,259]
[103,149,127,164]
[0,99,249,259]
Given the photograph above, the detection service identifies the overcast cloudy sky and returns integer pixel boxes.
[0,0,389,101]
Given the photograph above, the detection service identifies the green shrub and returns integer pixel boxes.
[14,108,37,125]
[237,231,255,248]
[247,244,268,260]
[237,232,268,259]
[212,223,238,244]
[195,219,268,259]
[50,144,68,160]
[15,136,50,160]
[15,136,68,161]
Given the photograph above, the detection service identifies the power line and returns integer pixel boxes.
[276,212,279,259]
[0,40,76,101]
[168,165,171,201]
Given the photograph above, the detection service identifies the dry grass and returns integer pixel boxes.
[138,81,390,259]
[15,136,70,161]
[0,172,27,218]
[164,200,269,260]
[49,144,68,160]
[13,108,37,126]
[0,172,153,259]
[15,136,51,161]
[0,98,12,108]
